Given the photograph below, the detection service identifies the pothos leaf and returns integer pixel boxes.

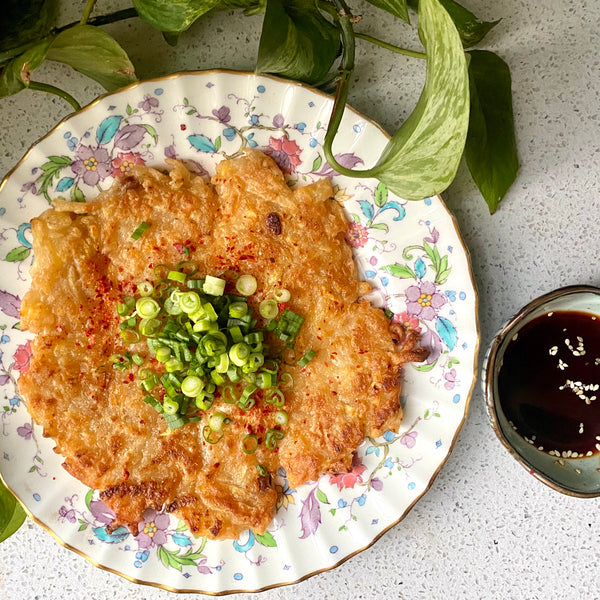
[369,0,470,200]
[256,0,340,84]
[132,0,222,33]
[0,477,26,543]
[365,0,410,23]
[465,50,518,213]
[0,37,54,98]
[45,25,136,92]
[408,0,499,47]
[0,0,57,64]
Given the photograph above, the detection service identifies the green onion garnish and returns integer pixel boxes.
[274,288,291,303]
[297,349,316,367]
[113,265,307,438]
[236,274,257,296]
[242,434,259,454]
[259,299,278,320]
[265,428,284,450]
[131,221,150,240]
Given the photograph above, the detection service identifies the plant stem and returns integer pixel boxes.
[80,0,99,25]
[27,81,81,111]
[355,32,426,60]
[55,8,138,35]
[323,0,360,178]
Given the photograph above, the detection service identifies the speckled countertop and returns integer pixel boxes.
[1,1,599,598]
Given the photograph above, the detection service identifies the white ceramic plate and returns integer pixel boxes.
[0,71,478,593]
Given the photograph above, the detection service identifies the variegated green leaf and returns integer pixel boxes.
[369,0,469,200]
[46,25,136,92]
[365,0,410,23]
[132,0,222,33]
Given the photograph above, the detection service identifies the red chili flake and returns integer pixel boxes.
[180,124,187,131]
[123,470,130,480]
[213,463,220,469]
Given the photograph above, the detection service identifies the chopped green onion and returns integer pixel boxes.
[229,302,248,318]
[165,357,184,372]
[156,346,171,362]
[297,349,316,367]
[136,297,161,319]
[113,266,309,435]
[265,428,284,450]
[274,410,288,426]
[117,296,136,316]
[195,394,214,411]
[176,260,197,275]
[181,375,204,397]
[265,388,285,407]
[229,342,250,366]
[242,434,258,454]
[203,275,226,296]
[179,291,201,314]
[275,309,305,342]
[168,270,187,283]
[274,288,291,303]
[203,425,224,444]
[137,281,154,297]
[256,464,269,477]
[132,353,145,366]
[131,221,150,240]
[141,373,159,391]
[163,397,179,415]
[259,299,278,319]
[256,372,272,389]
[187,278,204,289]
[208,411,227,431]
[120,329,140,343]
[139,317,161,337]
[236,274,257,296]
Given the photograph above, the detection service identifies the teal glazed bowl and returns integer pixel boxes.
[483,285,600,497]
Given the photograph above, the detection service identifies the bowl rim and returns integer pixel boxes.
[484,284,600,498]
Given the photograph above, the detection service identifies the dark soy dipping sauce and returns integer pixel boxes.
[498,310,600,456]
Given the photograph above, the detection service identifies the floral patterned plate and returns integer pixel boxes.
[0,71,478,593]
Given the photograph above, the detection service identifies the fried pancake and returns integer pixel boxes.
[19,150,426,539]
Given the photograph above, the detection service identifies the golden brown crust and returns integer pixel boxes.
[18,150,426,539]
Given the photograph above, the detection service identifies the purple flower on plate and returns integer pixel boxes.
[59,505,77,523]
[71,145,111,186]
[20,181,37,195]
[136,507,169,549]
[138,94,159,112]
[272,113,285,128]
[90,498,116,526]
[113,124,147,151]
[405,281,446,321]
[16,422,32,440]
[444,368,457,390]
[400,430,418,449]
[212,105,231,123]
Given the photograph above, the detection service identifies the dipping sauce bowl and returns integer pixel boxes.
[483,285,600,497]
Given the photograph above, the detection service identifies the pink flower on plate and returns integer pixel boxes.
[264,136,302,173]
[405,281,446,321]
[393,311,421,332]
[329,461,367,491]
[12,339,32,373]
[136,508,170,549]
[444,368,457,390]
[346,222,369,248]
[138,94,159,112]
[111,152,144,177]
[400,430,418,449]
[71,145,111,186]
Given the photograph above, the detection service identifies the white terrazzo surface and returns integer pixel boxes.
[1,1,599,598]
